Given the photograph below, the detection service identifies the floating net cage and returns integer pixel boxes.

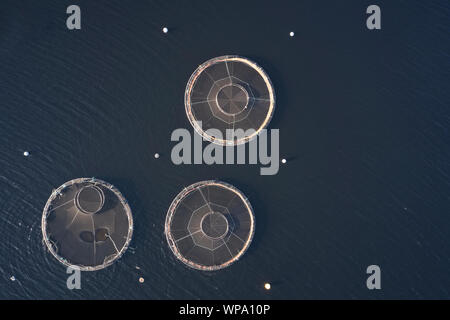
[41,178,133,271]
[185,55,275,145]
[165,180,255,271]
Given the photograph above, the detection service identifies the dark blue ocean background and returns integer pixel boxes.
[0,0,449,299]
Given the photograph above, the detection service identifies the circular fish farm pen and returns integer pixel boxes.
[41,178,133,271]
[185,55,276,145]
[165,180,255,271]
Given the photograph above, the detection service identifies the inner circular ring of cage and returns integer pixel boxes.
[187,203,236,250]
[215,83,250,116]
[201,212,230,239]
[208,77,255,122]
[185,55,275,146]
[165,180,255,271]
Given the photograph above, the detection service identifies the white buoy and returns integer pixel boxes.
[289,31,295,37]
[281,158,287,164]
[154,153,160,159]
[23,151,30,157]
[139,277,145,283]
[162,27,168,34]
[264,282,271,290]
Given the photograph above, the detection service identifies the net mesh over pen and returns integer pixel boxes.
[185,55,275,145]
[165,181,255,271]
[41,178,133,271]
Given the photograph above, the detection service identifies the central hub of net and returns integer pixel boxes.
[200,212,229,239]
[75,185,105,214]
[216,83,249,115]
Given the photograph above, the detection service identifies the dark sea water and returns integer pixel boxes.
[0,0,449,299]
